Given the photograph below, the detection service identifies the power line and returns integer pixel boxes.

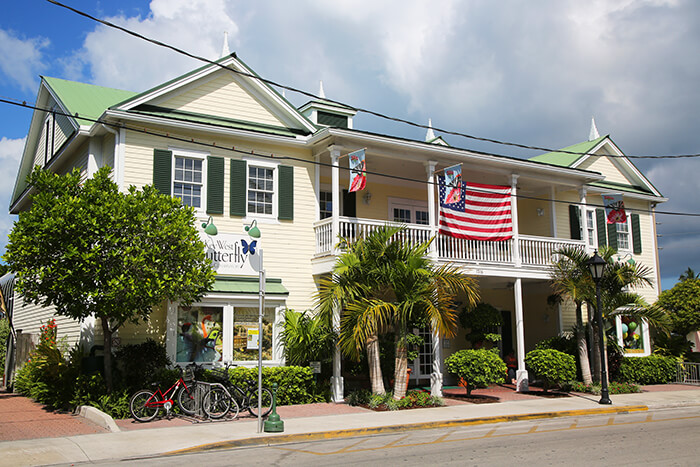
[3,96,699,219]
[44,0,700,161]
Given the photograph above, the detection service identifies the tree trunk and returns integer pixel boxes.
[101,317,113,393]
[393,330,409,399]
[366,334,385,395]
[575,302,593,385]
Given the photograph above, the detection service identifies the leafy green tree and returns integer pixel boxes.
[4,167,215,391]
[280,309,335,365]
[678,267,699,282]
[657,278,700,336]
[459,302,503,349]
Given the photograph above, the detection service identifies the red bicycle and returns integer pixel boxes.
[129,365,199,422]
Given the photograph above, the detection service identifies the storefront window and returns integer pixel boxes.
[620,316,645,354]
[176,306,224,363]
[233,307,274,361]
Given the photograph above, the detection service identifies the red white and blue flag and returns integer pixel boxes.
[438,177,513,241]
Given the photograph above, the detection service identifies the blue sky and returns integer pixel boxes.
[1,0,699,291]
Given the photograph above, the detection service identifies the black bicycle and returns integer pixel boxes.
[201,364,273,419]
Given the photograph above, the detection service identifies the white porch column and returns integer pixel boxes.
[514,278,529,391]
[330,301,345,402]
[314,153,321,221]
[330,146,341,255]
[430,327,443,396]
[511,174,521,267]
[425,160,438,260]
[87,137,100,178]
[579,187,589,248]
[550,186,558,237]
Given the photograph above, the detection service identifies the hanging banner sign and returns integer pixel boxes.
[348,148,366,192]
[198,228,261,275]
[602,193,627,224]
[443,164,462,205]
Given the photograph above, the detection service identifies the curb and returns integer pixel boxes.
[165,404,648,456]
[79,405,121,433]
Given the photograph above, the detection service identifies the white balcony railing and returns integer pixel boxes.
[314,217,585,268]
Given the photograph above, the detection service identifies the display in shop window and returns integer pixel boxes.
[176,306,224,362]
[233,307,273,360]
[621,316,645,354]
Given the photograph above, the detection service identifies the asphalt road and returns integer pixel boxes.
[74,406,700,466]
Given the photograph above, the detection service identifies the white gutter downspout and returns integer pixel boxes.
[102,124,125,191]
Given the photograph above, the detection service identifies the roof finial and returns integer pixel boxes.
[426,118,436,142]
[318,80,326,99]
[221,31,231,58]
[589,116,600,141]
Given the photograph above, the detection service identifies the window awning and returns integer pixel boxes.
[210,276,289,296]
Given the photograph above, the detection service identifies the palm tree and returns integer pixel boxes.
[316,225,479,398]
[679,267,699,282]
[550,246,594,385]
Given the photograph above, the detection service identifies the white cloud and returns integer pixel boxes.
[0,29,49,92]
[0,137,24,259]
[64,0,240,91]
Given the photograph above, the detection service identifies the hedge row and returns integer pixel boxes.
[618,355,677,385]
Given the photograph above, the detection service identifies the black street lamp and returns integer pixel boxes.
[587,250,612,405]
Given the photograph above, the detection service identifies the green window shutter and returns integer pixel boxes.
[631,213,642,254]
[230,159,247,216]
[278,165,294,220]
[569,205,581,240]
[595,209,607,248]
[153,149,172,196]
[207,156,224,214]
[607,222,618,251]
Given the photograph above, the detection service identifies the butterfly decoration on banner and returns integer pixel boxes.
[602,193,627,224]
[348,148,366,193]
[242,239,257,255]
[443,164,462,205]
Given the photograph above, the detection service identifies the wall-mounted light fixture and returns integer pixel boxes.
[245,219,261,238]
[201,216,218,235]
[536,208,545,217]
[363,191,372,205]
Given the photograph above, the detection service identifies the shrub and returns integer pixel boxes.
[280,309,334,366]
[114,339,170,391]
[444,349,506,395]
[0,318,9,379]
[525,349,576,390]
[618,355,677,385]
[207,365,327,405]
[346,389,372,406]
[566,381,641,395]
[534,335,576,356]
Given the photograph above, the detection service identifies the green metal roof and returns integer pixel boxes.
[589,180,653,196]
[529,135,607,167]
[43,76,137,127]
[211,276,288,295]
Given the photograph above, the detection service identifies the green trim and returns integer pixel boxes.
[230,159,246,216]
[153,149,172,196]
[589,181,654,196]
[596,209,607,248]
[607,222,618,251]
[631,214,642,254]
[211,276,288,295]
[207,156,225,214]
[569,205,581,240]
[278,165,294,220]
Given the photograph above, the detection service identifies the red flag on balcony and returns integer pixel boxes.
[438,177,513,241]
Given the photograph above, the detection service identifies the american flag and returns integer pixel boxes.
[438,177,513,241]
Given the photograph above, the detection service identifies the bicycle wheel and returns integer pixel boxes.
[247,387,273,417]
[130,389,159,422]
[202,386,231,419]
[177,385,197,416]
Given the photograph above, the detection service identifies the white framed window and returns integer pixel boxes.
[171,148,207,213]
[319,190,332,219]
[614,315,651,356]
[245,158,279,219]
[617,219,630,251]
[586,210,596,247]
[388,198,429,225]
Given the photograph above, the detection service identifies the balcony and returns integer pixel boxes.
[314,217,586,271]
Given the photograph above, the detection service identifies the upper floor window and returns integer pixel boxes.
[389,198,429,225]
[617,219,630,250]
[248,166,274,215]
[320,190,332,219]
[174,156,204,209]
[586,210,596,247]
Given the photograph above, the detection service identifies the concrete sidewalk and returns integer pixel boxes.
[1,386,699,466]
